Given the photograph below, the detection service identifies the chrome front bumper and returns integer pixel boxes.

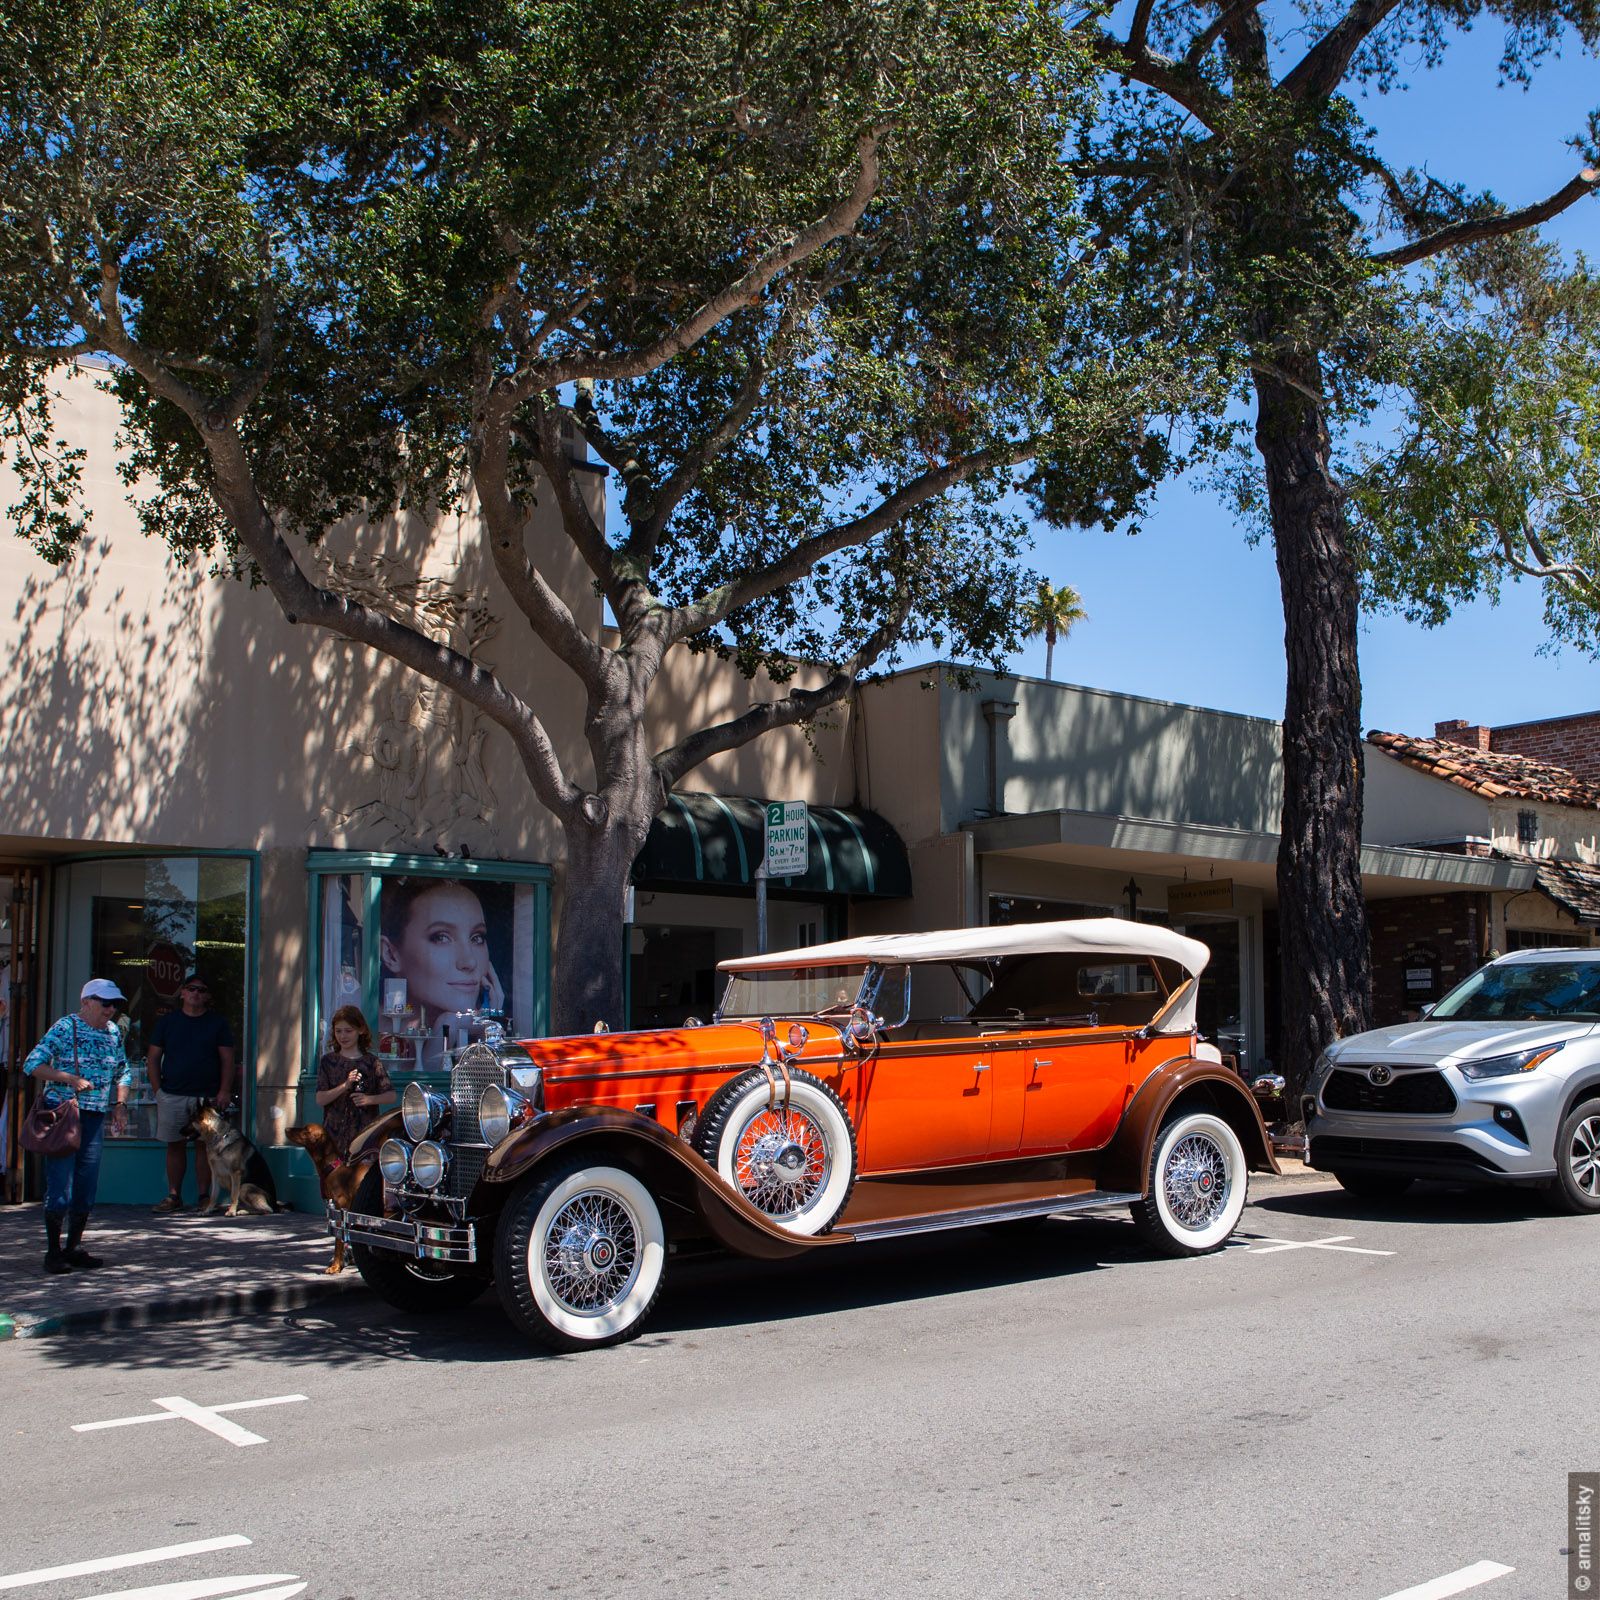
[328,1202,479,1264]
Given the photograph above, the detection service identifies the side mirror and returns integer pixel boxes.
[1419,1003,1436,1017]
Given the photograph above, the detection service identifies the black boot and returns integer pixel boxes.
[65,1213,103,1269]
[43,1212,72,1275]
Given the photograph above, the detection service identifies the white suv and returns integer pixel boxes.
[1306,948,1600,1211]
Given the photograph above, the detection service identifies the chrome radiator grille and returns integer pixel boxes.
[449,1043,502,1200]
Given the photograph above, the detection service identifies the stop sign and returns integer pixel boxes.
[147,943,186,999]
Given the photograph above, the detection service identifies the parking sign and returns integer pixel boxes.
[763,800,809,877]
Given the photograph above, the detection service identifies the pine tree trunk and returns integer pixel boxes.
[1254,355,1374,1106]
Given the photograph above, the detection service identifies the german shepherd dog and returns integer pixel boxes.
[182,1105,280,1216]
[286,1122,375,1274]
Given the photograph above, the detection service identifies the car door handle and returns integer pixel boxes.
[972,1062,990,1073]
[1033,1057,1052,1069]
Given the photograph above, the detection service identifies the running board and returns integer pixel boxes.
[839,1190,1141,1243]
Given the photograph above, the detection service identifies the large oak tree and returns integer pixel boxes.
[2,0,1189,1030]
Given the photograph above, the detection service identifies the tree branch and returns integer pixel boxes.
[194,422,582,821]
[1280,0,1406,102]
[1370,169,1599,267]
[655,589,912,785]
[1088,31,1225,130]
[663,439,1034,644]
[472,401,612,690]
[1184,0,1267,68]
[539,127,887,388]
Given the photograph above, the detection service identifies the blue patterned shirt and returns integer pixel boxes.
[24,1014,134,1113]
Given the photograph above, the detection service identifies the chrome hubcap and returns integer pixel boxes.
[1164,1132,1231,1230]
[543,1191,639,1314]
[1570,1117,1600,1196]
[734,1108,828,1219]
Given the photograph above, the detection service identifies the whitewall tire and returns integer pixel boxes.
[693,1068,856,1235]
[494,1159,667,1351]
[1131,1110,1247,1256]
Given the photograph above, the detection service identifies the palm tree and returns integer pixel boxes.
[1022,581,1087,681]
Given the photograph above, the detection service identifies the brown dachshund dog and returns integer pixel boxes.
[287,1122,375,1274]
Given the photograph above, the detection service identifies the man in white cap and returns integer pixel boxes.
[23,978,135,1273]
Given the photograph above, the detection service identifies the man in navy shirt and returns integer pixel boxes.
[146,974,236,1212]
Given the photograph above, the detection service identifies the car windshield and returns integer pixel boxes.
[1430,959,1600,1022]
[717,965,870,1019]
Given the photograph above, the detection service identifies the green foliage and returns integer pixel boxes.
[1350,246,1600,652]
[0,0,1200,696]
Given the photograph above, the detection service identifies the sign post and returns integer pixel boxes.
[759,801,809,955]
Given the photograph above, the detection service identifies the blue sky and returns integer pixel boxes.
[1005,26,1600,738]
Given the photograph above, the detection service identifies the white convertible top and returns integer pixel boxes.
[720,918,1211,978]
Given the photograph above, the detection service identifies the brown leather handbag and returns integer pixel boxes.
[20,1019,84,1157]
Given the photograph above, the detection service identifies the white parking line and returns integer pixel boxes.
[73,1395,307,1448]
[1375,1559,1516,1599]
[76,1576,304,1600]
[1246,1235,1396,1257]
[0,1536,250,1591]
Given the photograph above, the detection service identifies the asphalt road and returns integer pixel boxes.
[1,1173,1592,1600]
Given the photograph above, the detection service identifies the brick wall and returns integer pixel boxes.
[1368,893,1486,1025]
[1485,712,1600,783]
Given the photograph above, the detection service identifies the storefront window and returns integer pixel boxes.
[307,854,550,1092]
[52,856,254,1141]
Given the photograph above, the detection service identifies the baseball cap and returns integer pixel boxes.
[81,978,127,1002]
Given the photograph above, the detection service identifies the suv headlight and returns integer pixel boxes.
[1460,1042,1564,1081]
[401,1081,451,1141]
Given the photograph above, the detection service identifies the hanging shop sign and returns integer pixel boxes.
[1166,878,1236,916]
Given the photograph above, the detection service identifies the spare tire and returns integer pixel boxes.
[693,1068,857,1235]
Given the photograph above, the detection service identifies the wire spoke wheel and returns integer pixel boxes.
[496,1160,669,1351]
[1161,1131,1232,1230]
[694,1067,857,1236]
[541,1189,642,1317]
[731,1106,829,1220]
[1131,1109,1248,1256]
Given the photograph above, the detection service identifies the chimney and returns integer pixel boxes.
[1435,719,1491,752]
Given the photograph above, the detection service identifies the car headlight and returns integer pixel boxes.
[379,1138,412,1185]
[1310,1048,1336,1084]
[478,1083,534,1146]
[410,1140,449,1190]
[401,1081,451,1141]
[1459,1042,1564,1081]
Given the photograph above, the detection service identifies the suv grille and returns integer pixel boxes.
[448,1043,501,1200]
[1323,1068,1457,1115]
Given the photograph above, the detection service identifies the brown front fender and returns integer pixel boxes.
[1097,1059,1280,1194]
[348,1109,403,1162]
[483,1106,838,1262]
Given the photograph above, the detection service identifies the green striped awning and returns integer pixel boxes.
[632,795,911,899]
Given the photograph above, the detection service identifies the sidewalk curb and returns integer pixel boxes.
[0,1275,367,1342]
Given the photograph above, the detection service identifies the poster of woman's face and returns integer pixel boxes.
[379,876,514,1026]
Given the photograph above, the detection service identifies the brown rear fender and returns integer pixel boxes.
[1097,1059,1280,1194]
[482,1106,833,1262]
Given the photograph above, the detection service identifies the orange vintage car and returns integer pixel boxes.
[331,919,1277,1350]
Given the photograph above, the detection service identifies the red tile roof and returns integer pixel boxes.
[1527,857,1600,925]
[1367,730,1600,811]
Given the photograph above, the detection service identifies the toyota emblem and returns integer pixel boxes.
[1367,1064,1393,1087]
